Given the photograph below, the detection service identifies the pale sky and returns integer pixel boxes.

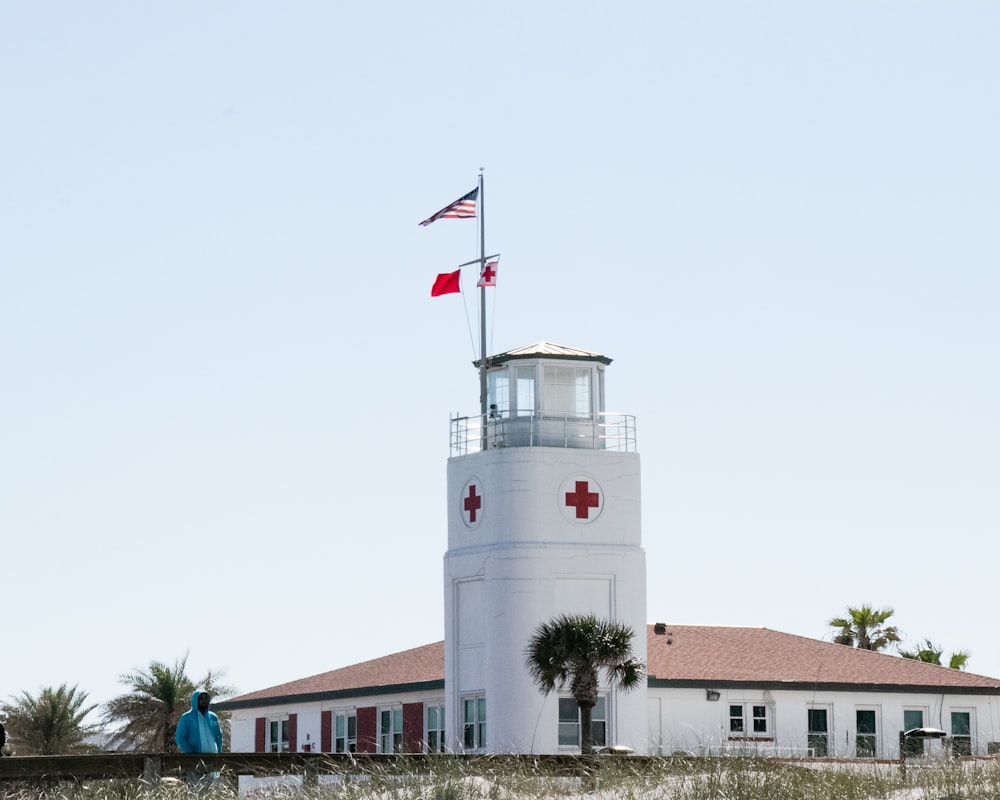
[2,2,997,719]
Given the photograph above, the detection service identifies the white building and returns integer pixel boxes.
[218,342,1000,759]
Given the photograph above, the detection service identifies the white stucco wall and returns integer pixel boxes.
[648,686,1000,759]
[445,446,647,755]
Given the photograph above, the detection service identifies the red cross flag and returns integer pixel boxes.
[477,259,499,288]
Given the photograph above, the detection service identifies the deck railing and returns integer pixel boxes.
[450,411,636,456]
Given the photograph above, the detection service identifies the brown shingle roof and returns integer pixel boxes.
[219,624,1000,710]
[647,624,1000,691]
[218,642,444,709]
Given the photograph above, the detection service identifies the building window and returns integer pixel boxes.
[488,371,510,416]
[462,696,486,751]
[729,703,768,737]
[267,718,289,752]
[426,703,446,753]
[515,366,535,414]
[951,711,972,756]
[334,711,356,753]
[807,708,828,757]
[856,709,877,757]
[379,707,403,753]
[558,696,607,749]
[543,366,591,415]
[903,709,925,756]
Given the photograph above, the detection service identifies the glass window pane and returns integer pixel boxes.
[808,734,829,757]
[515,367,535,414]
[559,698,578,723]
[543,367,591,414]
[488,372,509,414]
[808,709,827,732]
[592,720,606,747]
[575,371,590,415]
[558,723,578,746]
[856,710,876,734]
[904,710,923,730]
[952,712,971,737]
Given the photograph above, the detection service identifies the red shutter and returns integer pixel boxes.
[356,706,377,753]
[288,713,298,753]
[254,718,266,753]
[403,702,424,753]
[321,711,332,753]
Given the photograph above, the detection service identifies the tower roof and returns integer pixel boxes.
[488,341,612,366]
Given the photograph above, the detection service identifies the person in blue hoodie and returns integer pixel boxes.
[175,689,223,784]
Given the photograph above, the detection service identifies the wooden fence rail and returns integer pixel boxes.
[0,752,603,785]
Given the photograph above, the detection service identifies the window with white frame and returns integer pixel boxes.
[729,703,769,737]
[462,696,486,751]
[334,711,356,753]
[543,366,592,415]
[488,371,510,416]
[379,707,403,753]
[426,703,446,753]
[558,696,607,749]
[903,709,925,756]
[267,718,290,752]
[856,708,877,757]
[515,366,536,415]
[807,707,829,757]
[951,710,973,756]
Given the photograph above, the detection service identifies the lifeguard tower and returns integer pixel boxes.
[443,340,647,753]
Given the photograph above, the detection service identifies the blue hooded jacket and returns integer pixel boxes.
[175,689,223,753]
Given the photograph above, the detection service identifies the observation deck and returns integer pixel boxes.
[449,341,636,457]
[450,411,636,456]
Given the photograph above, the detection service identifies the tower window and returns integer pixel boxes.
[558,696,607,749]
[462,696,486,751]
[543,366,591,415]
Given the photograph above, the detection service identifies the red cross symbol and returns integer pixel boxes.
[477,260,498,288]
[464,484,482,523]
[565,480,600,519]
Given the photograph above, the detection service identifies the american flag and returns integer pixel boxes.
[419,187,478,226]
[477,259,499,288]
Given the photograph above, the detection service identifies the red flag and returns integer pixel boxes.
[419,188,478,226]
[431,270,461,297]
[477,259,499,288]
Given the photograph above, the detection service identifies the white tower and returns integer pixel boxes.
[444,341,647,754]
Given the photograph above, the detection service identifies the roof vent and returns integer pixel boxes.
[654,623,667,635]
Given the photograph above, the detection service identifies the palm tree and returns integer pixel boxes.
[102,654,234,751]
[1,684,99,755]
[828,605,901,652]
[524,614,645,755]
[900,639,971,670]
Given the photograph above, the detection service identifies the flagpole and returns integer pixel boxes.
[477,169,488,451]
